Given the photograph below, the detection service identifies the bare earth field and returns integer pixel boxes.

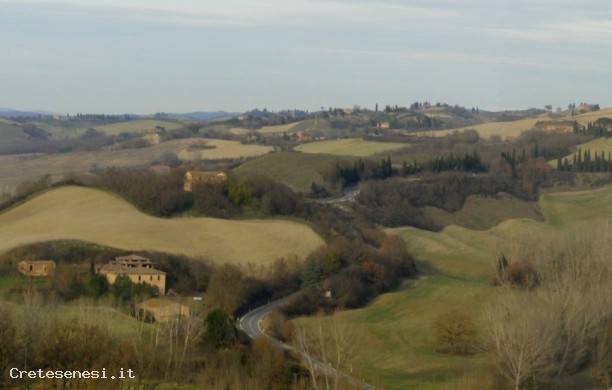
[0,138,272,194]
[294,138,408,157]
[0,186,324,265]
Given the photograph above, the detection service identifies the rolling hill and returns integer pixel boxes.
[296,184,612,389]
[0,186,324,265]
[294,138,408,157]
[0,138,273,194]
[430,107,612,140]
[233,151,348,193]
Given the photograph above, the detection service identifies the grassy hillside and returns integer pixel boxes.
[0,120,30,149]
[0,138,272,194]
[423,193,544,231]
[26,118,189,138]
[296,184,612,389]
[550,137,612,168]
[3,300,150,340]
[289,118,332,134]
[294,138,408,157]
[233,151,348,193]
[0,186,324,265]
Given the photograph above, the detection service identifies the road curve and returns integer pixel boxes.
[238,295,380,390]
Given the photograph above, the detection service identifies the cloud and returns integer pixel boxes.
[319,47,610,73]
[0,0,465,29]
[487,19,612,44]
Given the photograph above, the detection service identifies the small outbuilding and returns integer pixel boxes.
[184,170,228,192]
[18,260,56,277]
[137,298,190,322]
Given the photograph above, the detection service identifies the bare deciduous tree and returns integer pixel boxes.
[292,314,363,390]
[482,293,560,390]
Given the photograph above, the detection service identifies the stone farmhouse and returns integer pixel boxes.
[18,260,56,276]
[184,170,228,192]
[98,254,166,296]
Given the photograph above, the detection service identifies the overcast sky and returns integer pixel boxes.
[1,0,611,114]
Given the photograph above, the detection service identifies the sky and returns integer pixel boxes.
[1,0,611,114]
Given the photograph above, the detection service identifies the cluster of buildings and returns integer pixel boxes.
[18,254,167,296]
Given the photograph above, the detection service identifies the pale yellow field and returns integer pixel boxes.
[294,138,408,157]
[431,107,612,140]
[0,138,272,194]
[0,118,17,125]
[0,187,325,265]
[572,107,612,126]
[94,119,184,135]
[176,138,273,160]
[229,122,301,135]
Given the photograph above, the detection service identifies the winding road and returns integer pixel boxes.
[238,295,380,390]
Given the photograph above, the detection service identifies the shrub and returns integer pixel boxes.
[433,310,477,354]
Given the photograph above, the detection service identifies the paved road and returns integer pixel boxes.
[238,295,380,390]
[310,185,360,205]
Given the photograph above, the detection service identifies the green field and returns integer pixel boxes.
[0,186,325,266]
[294,138,408,157]
[423,193,544,231]
[233,151,349,193]
[288,119,332,134]
[296,185,612,389]
[0,120,29,148]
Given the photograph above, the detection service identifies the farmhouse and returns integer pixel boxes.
[378,121,390,130]
[184,170,228,192]
[295,131,313,142]
[17,260,56,276]
[98,254,166,295]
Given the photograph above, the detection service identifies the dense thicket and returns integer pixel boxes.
[557,147,612,173]
[281,236,416,316]
[94,168,187,216]
[574,118,612,138]
[355,168,545,230]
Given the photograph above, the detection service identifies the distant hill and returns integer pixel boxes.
[0,108,57,118]
[178,111,239,120]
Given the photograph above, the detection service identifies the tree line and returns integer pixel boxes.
[557,147,612,173]
[574,118,612,138]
